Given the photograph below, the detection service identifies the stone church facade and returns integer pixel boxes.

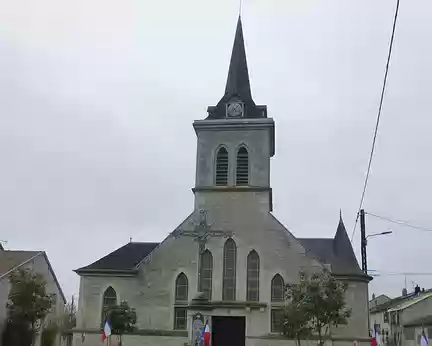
[73,17,371,346]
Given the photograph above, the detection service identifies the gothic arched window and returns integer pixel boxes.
[246,250,260,301]
[223,238,237,301]
[215,147,229,186]
[236,146,249,186]
[174,273,188,330]
[175,273,188,302]
[271,274,285,302]
[199,250,213,300]
[101,286,117,326]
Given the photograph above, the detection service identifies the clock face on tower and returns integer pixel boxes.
[226,102,243,117]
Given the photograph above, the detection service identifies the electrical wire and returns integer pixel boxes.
[366,212,432,233]
[368,270,432,277]
[350,0,401,242]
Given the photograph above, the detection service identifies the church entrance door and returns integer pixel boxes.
[212,316,245,346]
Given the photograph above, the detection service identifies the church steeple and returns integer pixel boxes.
[206,16,267,120]
[224,16,253,103]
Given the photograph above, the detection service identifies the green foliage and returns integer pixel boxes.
[108,301,137,335]
[7,268,54,330]
[282,302,312,344]
[284,270,352,344]
[41,324,59,346]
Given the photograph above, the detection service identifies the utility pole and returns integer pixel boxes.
[360,209,367,274]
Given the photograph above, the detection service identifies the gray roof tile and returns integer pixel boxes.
[298,215,367,277]
[75,242,159,274]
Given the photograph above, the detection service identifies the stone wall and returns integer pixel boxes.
[72,333,188,346]
[72,333,369,346]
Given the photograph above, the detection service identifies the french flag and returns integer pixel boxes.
[102,320,111,343]
[421,330,428,346]
[201,321,211,346]
[371,325,380,346]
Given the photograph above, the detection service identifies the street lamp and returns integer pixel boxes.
[365,231,393,245]
[360,209,393,274]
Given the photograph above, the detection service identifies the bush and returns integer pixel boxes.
[41,324,59,346]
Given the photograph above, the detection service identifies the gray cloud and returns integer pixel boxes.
[1,0,432,299]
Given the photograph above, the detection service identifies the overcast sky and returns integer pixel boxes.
[1,0,432,301]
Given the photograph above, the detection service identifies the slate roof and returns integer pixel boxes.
[75,242,160,274]
[207,16,267,119]
[298,214,369,278]
[388,291,432,312]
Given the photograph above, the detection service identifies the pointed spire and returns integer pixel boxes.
[333,211,363,274]
[206,16,267,119]
[335,210,349,247]
[224,16,253,102]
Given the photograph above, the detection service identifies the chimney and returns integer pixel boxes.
[402,288,407,296]
[372,293,376,300]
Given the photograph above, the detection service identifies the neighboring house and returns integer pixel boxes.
[370,288,432,346]
[370,294,391,309]
[389,292,432,346]
[403,315,432,346]
[0,248,66,346]
[73,16,372,346]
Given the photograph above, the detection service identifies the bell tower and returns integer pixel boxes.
[192,17,275,212]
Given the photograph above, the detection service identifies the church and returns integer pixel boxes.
[73,17,371,346]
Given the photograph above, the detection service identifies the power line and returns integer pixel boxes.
[368,270,432,277]
[366,212,432,233]
[350,0,401,243]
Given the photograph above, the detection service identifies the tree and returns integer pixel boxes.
[7,268,55,346]
[284,270,351,346]
[282,303,312,346]
[107,301,137,346]
[283,282,312,346]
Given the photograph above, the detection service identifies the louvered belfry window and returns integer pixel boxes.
[236,146,249,186]
[215,147,229,186]
[223,238,237,301]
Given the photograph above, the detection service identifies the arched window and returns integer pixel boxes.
[246,250,260,301]
[271,274,285,302]
[223,238,237,301]
[101,286,117,325]
[199,250,213,300]
[174,273,188,330]
[236,146,249,186]
[175,273,188,302]
[215,147,229,186]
